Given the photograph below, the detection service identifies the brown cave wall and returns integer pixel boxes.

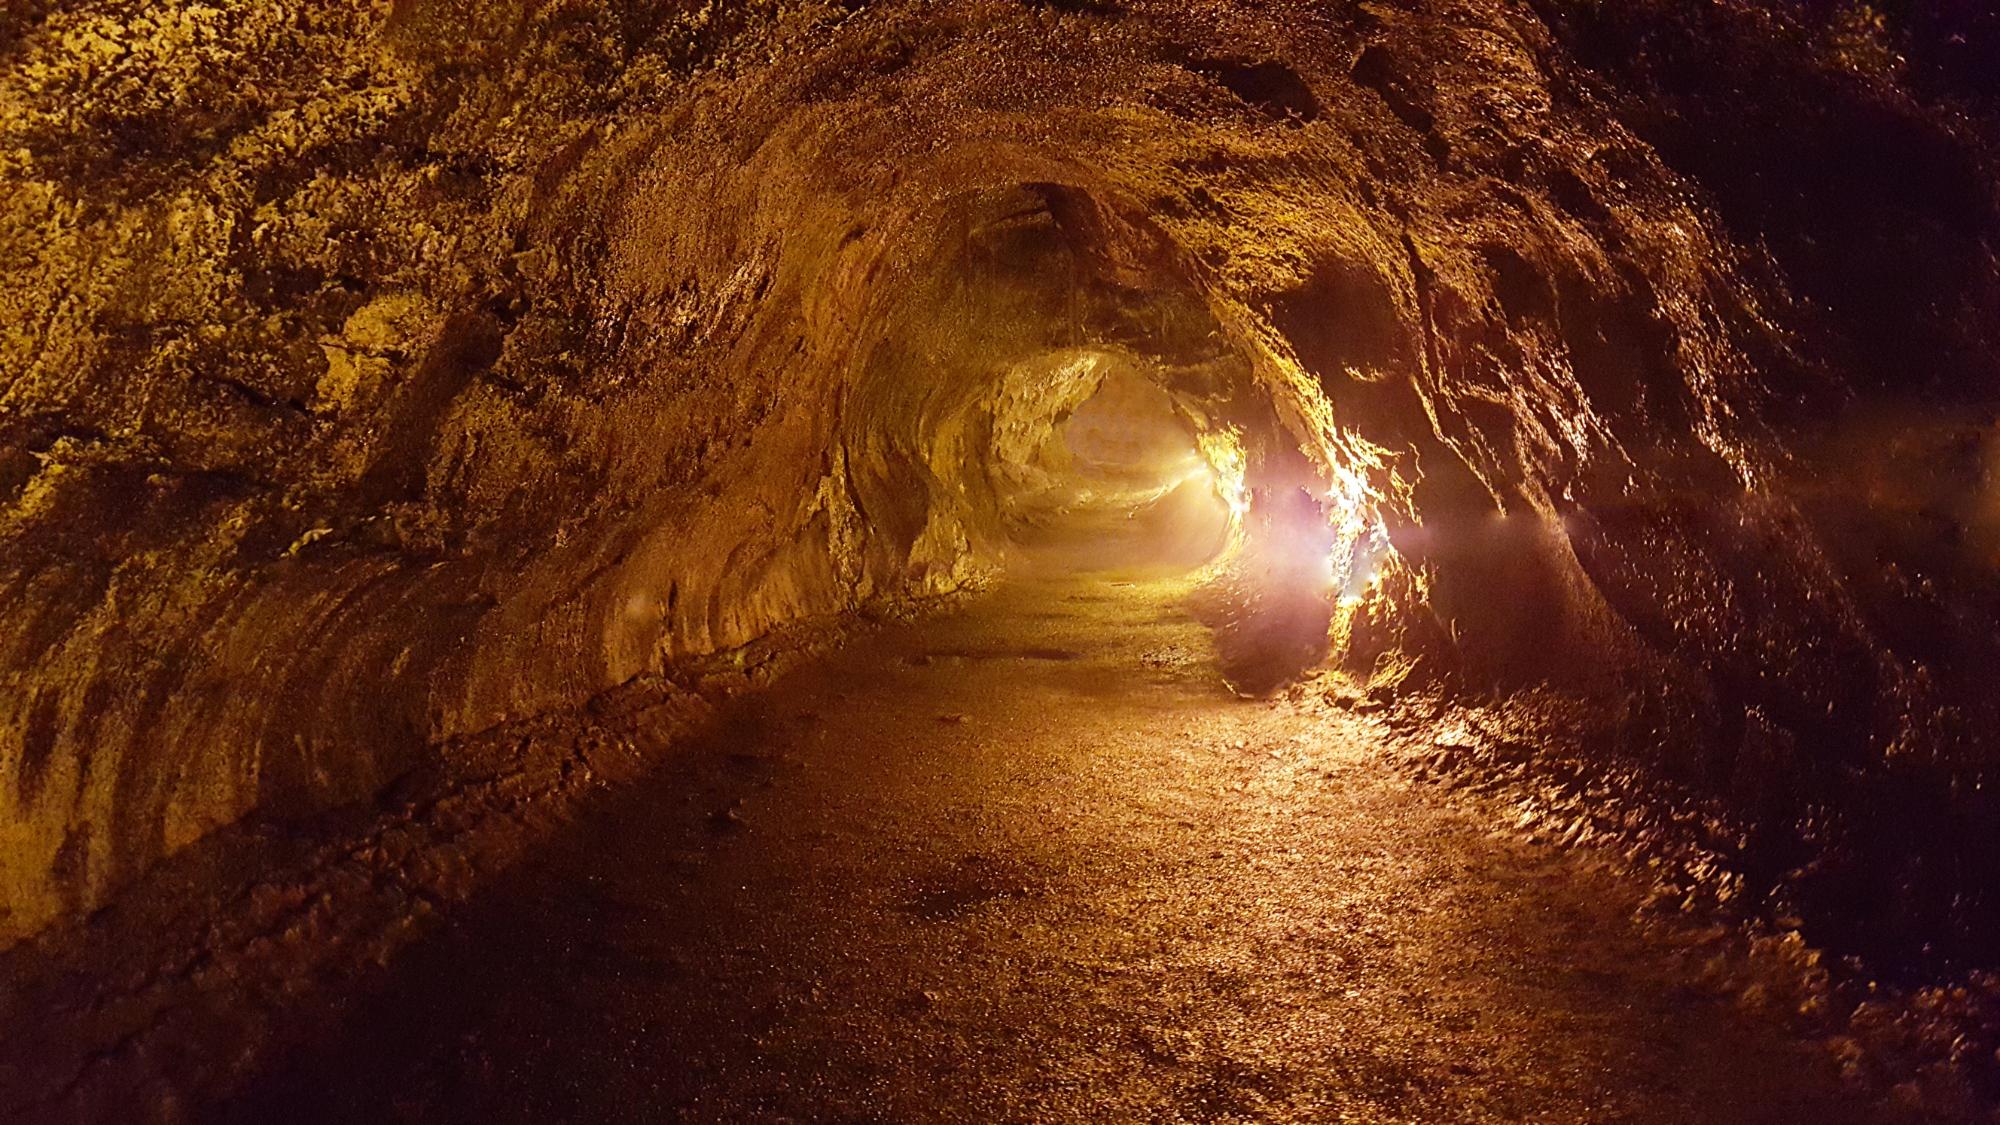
[3,0,1997,968]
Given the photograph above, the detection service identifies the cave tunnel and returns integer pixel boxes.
[3,0,2000,1121]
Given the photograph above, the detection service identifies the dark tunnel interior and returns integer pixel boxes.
[2,0,2000,1120]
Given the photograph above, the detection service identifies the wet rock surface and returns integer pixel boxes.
[212,563,1899,1124]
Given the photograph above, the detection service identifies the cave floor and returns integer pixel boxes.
[217,548,1875,1124]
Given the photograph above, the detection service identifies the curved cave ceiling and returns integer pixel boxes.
[2,0,1998,981]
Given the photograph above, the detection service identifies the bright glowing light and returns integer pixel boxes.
[1196,430,1250,516]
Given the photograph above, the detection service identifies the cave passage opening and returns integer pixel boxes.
[829,174,1363,691]
[825,176,1313,603]
[985,346,1237,578]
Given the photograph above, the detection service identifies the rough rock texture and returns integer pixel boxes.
[2,0,1997,995]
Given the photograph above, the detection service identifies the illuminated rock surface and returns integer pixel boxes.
[217,563,1878,1124]
[1,0,1997,1118]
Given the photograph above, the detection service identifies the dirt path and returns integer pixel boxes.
[216,562,1877,1124]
